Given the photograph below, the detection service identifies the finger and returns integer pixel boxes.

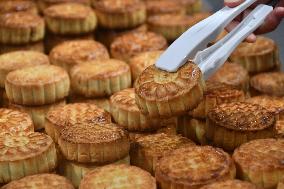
[274,7,284,17]
[225,20,239,31]
[255,7,284,34]
[246,34,257,42]
[225,21,256,42]
[224,0,244,7]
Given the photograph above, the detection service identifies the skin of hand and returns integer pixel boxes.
[224,0,284,42]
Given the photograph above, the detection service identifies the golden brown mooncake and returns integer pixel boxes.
[128,121,178,144]
[177,0,202,14]
[45,103,112,142]
[278,178,284,189]
[37,0,90,13]
[0,132,57,184]
[177,115,207,144]
[44,32,94,53]
[9,100,66,131]
[155,146,236,189]
[110,31,167,61]
[246,95,284,120]
[49,40,109,73]
[206,102,275,151]
[0,12,44,45]
[94,0,146,29]
[135,62,205,118]
[67,96,111,112]
[233,138,284,189]
[250,72,284,97]
[129,50,163,81]
[189,81,245,119]
[80,164,156,189]
[0,50,49,88]
[0,108,34,134]
[44,3,96,35]
[146,0,186,16]
[58,123,130,163]
[148,13,209,42]
[1,173,74,189]
[156,120,178,135]
[70,59,131,98]
[110,88,174,131]
[275,120,284,138]
[200,179,259,189]
[95,24,147,48]
[208,62,249,92]
[0,41,45,55]
[130,133,194,175]
[230,36,279,73]
[0,0,38,15]
[59,155,130,188]
[5,65,70,106]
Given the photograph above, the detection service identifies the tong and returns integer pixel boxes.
[155,0,274,79]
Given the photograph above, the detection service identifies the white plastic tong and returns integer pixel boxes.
[155,0,274,79]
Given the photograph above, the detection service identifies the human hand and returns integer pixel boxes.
[224,0,284,42]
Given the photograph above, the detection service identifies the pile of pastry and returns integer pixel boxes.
[0,0,283,189]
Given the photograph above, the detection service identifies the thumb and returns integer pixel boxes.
[224,0,244,7]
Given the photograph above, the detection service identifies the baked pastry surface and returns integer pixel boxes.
[129,50,163,80]
[0,12,44,45]
[68,96,111,112]
[230,36,279,73]
[1,173,74,189]
[44,3,97,35]
[0,108,33,134]
[37,0,90,13]
[9,100,66,131]
[95,24,147,48]
[70,59,131,97]
[59,155,130,188]
[58,123,130,163]
[110,31,167,61]
[45,33,94,53]
[80,164,156,189]
[155,146,236,189]
[45,103,112,142]
[250,72,284,97]
[135,62,205,118]
[0,0,37,15]
[233,138,284,188]
[0,132,57,184]
[200,179,259,189]
[130,133,194,175]
[146,0,186,16]
[178,0,202,14]
[206,102,275,151]
[49,40,109,73]
[94,0,146,29]
[0,50,49,88]
[246,95,284,119]
[148,13,209,41]
[208,62,249,92]
[189,81,245,119]
[5,65,70,105]
[128,120,178,144]
[110,88,174,131]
